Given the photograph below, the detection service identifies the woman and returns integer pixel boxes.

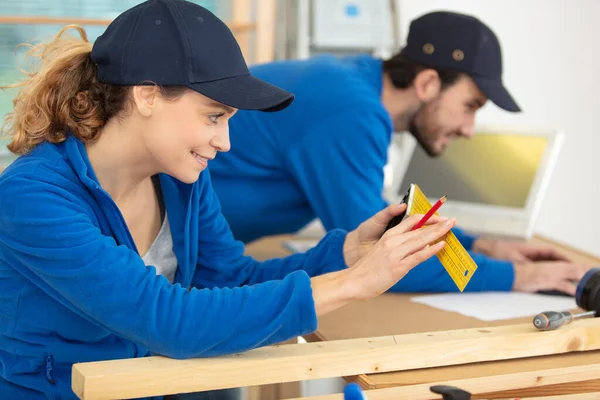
[0,1,453,399]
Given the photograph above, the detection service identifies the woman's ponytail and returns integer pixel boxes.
[1,25,130,155]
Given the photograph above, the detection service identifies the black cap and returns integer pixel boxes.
[90,0,293,112]
[401,11,520,112]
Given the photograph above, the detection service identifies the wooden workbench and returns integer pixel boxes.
[245,233,600,399]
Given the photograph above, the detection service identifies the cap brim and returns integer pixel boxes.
[188,75,294,112]
[471,76,521,112]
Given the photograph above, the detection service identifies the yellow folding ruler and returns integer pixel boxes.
[405,183,478,291]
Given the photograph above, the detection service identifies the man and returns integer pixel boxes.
[210,11,589,295]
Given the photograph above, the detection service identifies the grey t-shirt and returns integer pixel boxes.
[141,214,178,284]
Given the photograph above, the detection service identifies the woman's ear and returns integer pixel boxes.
[131,86,159,117]
[413,69,441,102]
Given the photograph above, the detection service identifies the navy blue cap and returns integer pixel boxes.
[401,11,520,112]
[90,0,293,112]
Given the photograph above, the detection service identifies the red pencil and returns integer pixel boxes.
[411,195,447,231]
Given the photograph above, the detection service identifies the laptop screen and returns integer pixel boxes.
[399,133,549,209]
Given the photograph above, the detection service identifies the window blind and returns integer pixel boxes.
[0,0,232,150]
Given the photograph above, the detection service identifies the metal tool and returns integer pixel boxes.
[533,310,596,331]
[430,385,472,400]
[344,383,473,400]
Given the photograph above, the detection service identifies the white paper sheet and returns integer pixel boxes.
[410,292,578,321]
[282,239,319,253]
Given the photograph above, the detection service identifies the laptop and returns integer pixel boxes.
[385,125,564,239]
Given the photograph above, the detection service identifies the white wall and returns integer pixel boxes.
[396,0,600,257]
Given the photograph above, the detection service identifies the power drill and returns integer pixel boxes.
[533,267,600,331]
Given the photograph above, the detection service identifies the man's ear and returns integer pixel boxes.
[413,69,441,102]
[131,85,159,117]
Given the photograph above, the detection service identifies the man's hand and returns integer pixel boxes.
[512,261,592,295]
[343,203,447,267]
[472,238,571,263]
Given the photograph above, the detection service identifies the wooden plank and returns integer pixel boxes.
[0,15,112,25]
[0,15,255,32]
[350,352,600,398]
[480,379,600,399]
[246,338,302,400]
[355,351,600,389]
[499,393,600,400]
[232,0,253,62]
[254,0,277,63]
[287,363,600,400]
[246,379,302,400]
[72,319,600,399]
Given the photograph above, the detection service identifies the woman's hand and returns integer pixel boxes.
[343,203,449,267]
[344,212,455,301]
[312,212,455,316]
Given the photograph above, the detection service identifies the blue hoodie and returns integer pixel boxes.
[0,136,349,399]
[209,54,515,293]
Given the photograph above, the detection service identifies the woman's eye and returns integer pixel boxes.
[209,113,225,124]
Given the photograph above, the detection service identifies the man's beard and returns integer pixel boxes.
[408,118,442,158]
[405,99,445,158]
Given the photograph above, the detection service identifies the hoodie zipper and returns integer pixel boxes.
[45,355,55,385]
